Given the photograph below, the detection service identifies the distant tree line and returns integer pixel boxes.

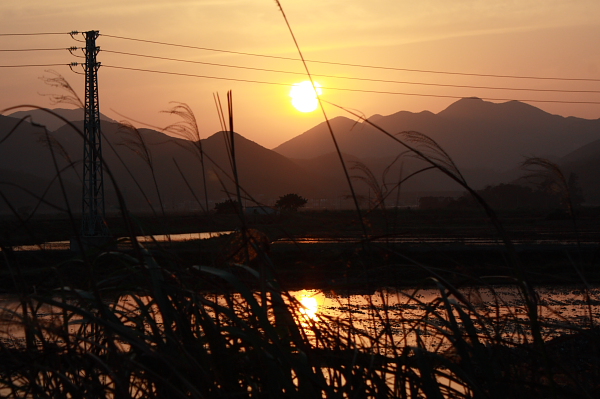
[214,193,308,214]
[420,175,584,211]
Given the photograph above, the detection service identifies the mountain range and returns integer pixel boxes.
[1,98,599,216]
[275,98,599,170]
[274,97,600,200]
[0,112,323,215]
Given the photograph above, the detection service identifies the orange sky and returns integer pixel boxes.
[1,0,599,148]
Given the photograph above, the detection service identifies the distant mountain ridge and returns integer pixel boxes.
[274,98,600,172]
[273,97,600,204]
[0,113,328,214]
[2,98,600,216]
[8,108,117,132]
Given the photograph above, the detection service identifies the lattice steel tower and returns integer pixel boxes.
[81,30,108,238]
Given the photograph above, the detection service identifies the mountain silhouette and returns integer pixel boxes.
[2,98,600,216]
[274,98,600,172]
[559,138,600,204]
[272,98,600,203]
[0,113,324,215]
[8,108,118,132]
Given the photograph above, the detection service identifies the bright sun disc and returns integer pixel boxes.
[290,81,322,113]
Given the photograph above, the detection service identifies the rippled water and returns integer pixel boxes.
[291,285,600,349]
[1,285,597,351]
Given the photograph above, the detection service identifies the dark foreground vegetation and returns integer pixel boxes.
[1,205,599,398]
[2,109,599,398]
[1,5,599,393]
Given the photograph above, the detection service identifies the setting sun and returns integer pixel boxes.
[290,81,322,113]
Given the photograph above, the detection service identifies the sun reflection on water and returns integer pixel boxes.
[299,296,319,320]
[294,290,322,324]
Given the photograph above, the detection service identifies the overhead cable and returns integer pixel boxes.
[0,32,71,36]
[0,48,69,52]
[101,33,600,83]
[102,49,600,94]
[0,63,71,68]
[102,64,600,105]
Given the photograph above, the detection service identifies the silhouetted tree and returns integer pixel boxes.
[214,199,240,214]
[275,193,307,212]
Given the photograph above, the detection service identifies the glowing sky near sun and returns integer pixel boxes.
[1,0,599,148]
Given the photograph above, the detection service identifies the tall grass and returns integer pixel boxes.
[1,255,597,398]
[2,100,598,399]
[0,6,598,398]
[162,102,210,215]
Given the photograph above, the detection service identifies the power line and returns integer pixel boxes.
[0,63,71,68]
[3,31,598,87]
[0,48,69,52]
[1,31,597,104]
[101,33,600,83]
[102,49,600,95]
[102,64,600,105]
[0,32,72,36]
[101,34,297,62]
[103,64,290,87]
[103,49,305,75]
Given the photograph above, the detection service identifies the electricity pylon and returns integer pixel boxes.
[80,30,109,239]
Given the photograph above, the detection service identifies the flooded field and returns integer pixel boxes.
[293,285,600,349]
[2,285,597,349]
[0,277,597,398]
